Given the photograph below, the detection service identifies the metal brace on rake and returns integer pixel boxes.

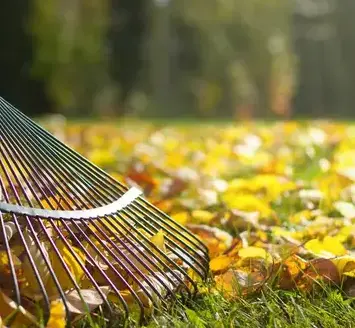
[0,97,209,325]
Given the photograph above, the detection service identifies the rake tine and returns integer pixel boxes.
[0,96,209,325]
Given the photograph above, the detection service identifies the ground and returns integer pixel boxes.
[30,120,355,326]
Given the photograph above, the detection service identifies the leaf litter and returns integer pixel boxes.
[2,120,355,326]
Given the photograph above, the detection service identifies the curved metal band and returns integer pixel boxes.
[0,187,143,220]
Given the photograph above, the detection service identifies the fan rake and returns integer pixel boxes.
[0,97,209,325]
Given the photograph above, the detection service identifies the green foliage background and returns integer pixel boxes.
[2,0,354,118]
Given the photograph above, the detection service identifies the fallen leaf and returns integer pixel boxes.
[304,236,347,258]
[210,255,234,273]
[46,300,66,328]
[0,291,37,328]
[62,287,110,314]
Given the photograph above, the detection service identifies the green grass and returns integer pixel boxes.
[77,285,355,328]
[151,287,355,328]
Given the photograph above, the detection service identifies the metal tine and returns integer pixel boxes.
[0,97,211,323]
[123,204,208,273]
[2,113,183,316]
[126,203,209,275]
[47,218,143,321]
[2,106,119,207]
[5,103,207,252]
[119,207,205,283]
[3,100,208,291]
[0,123,119,320]
[0,137,88,320]
[139,198,209,255]
[68,219,172,306]
[0,150,52,313]
[85,217,183,299]
[4,110,208,282]
[98,214,196,295]
[0,212,22,308]
[0,119,153,319]
[0,144,133,322]
[1,112,188,299]
[1,121,95,209]
[2,100,128,196]
[53,220,147,319]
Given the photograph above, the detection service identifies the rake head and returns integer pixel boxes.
[0,97,209,325]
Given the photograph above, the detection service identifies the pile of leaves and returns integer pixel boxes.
[70,120,355,299]
[3,118,355,326]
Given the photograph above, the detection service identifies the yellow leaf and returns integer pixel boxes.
[46,300,66,328]
[238,247,268,260]
[222,193,273,217]
[150,230,166,253]
[305,236,347,258]
[210,255,234,273]
[214,268,265,298]
[0,291,37,328]
[331,256,355,278]
[191,210,215,224]
[46,241,85,296]
[21,230,51,296]
[171,212,189,225]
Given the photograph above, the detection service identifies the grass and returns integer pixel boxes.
[78,284,355,328]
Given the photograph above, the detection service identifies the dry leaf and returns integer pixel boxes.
[62,287,110,314]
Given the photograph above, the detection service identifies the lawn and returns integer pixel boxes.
[4,119,355,327]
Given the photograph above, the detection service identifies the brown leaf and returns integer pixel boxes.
[214,268,265,298]
[299,258,340,290]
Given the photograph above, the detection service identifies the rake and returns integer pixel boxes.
[0,97,209,325]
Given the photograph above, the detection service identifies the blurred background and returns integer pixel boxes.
[1,0,354,120]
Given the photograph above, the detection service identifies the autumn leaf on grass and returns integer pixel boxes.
[46,240,85,296]
[21,229,51,297]
[0,291,37,328]
[304,236,347,258]
[222,193,274,219]
[62,287,110,316]
[210,255,235,274]
[0,250,23,285]
[317,173,352,207]
[237,246,273,274]
[276,255,307,290]
[299,258,340,290]
[171,211,216,226]
[331,256,355,278]
[214,268,266,299]
[238,246,271,262]
[46,300,66,328]
[171,212,189,226]
[150,230,166,253]
[187,224,233,258]
[149,229,167,269]
[227,174,297,202]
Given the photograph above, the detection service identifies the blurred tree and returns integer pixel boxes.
[0,1,50,115]
[30,0,112,116]
[291,0,347,117]
[336,0,355,117]
[108,0,147,115]
[156,0,289,117]
[144,0,292,118]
